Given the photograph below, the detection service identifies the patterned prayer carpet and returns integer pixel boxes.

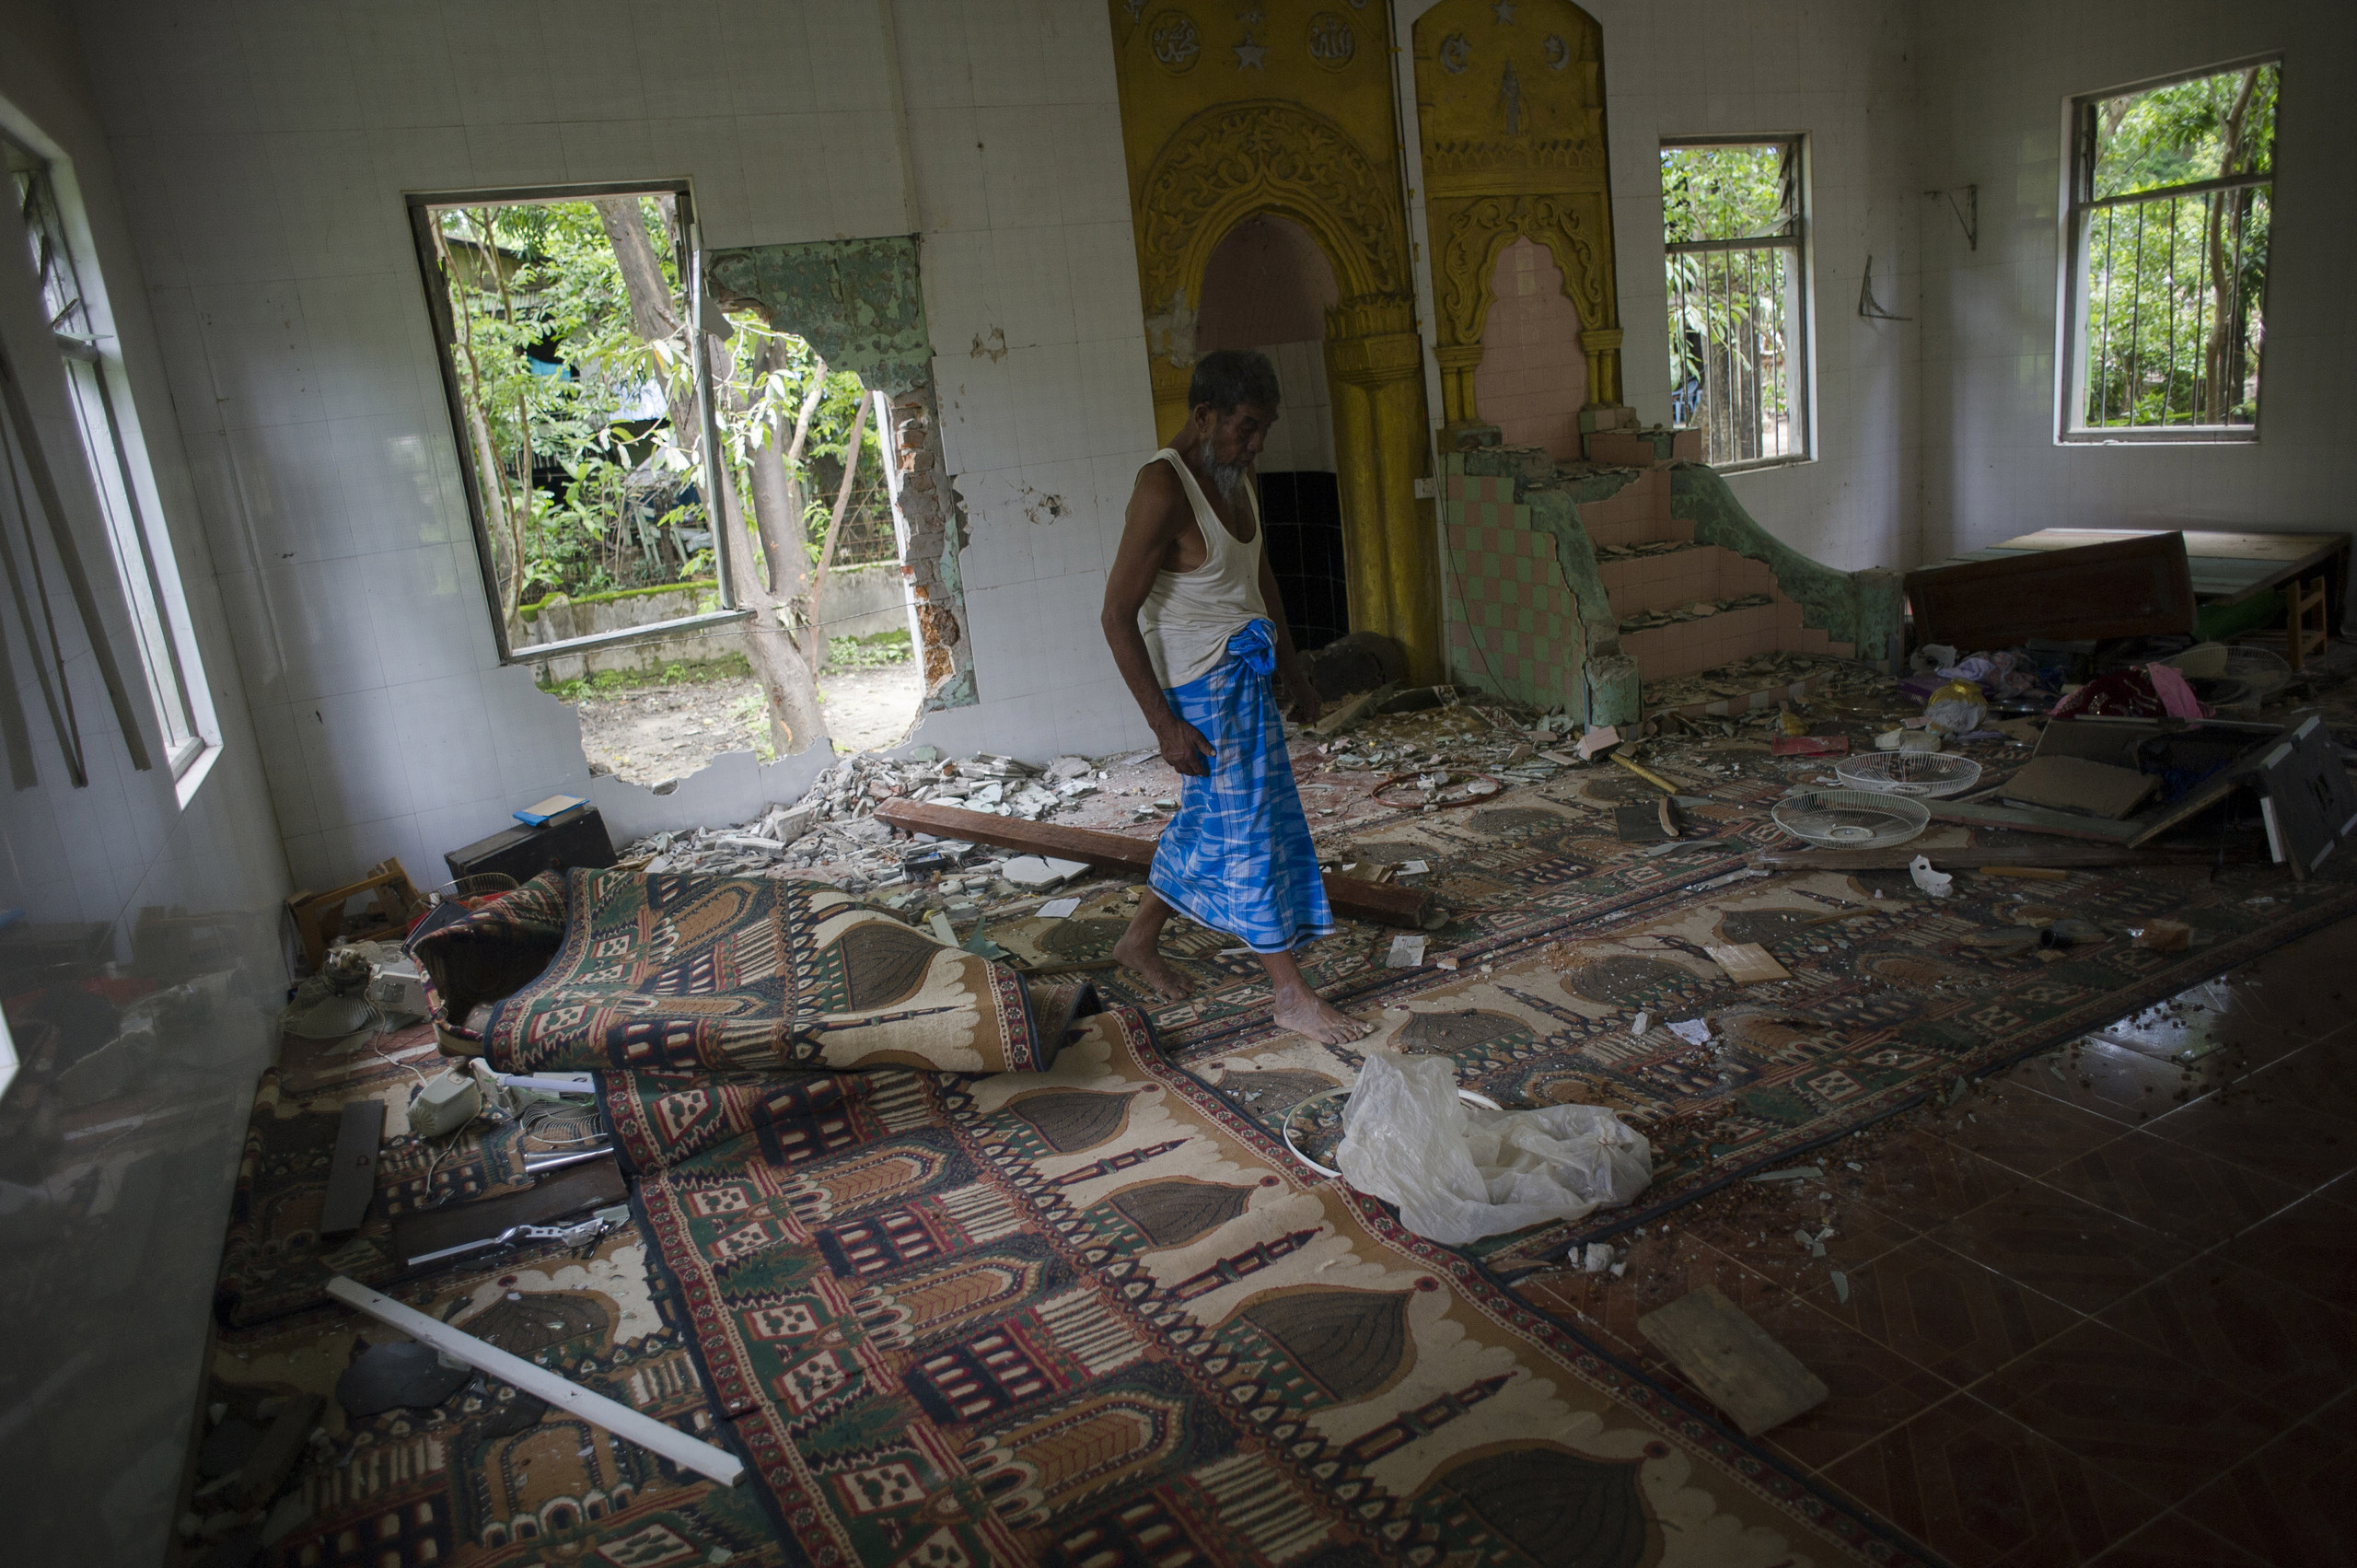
[197,1025,785,1565]
[988,743,2357,1272]
[209,1226,786,1567]
[611,1006,1932,1567]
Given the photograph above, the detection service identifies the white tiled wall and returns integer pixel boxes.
[893,0,1164,762]
[1915,1,2356,561]
[1,8,294,1562]
[70,0,1162,889]
[1396,0,1925,576]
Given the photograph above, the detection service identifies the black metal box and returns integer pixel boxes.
[445,808,617,887]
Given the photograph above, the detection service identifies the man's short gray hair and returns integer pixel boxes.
[1189,349,1283,413]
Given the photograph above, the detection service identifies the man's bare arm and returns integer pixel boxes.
[1101,463,1216,777]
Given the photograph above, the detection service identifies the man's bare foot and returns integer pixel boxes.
[1112,931,1199,999]
[1271,990,1371,1044]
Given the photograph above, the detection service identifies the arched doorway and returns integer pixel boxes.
[1107,0,1441,681]
[1197,215,1348,649]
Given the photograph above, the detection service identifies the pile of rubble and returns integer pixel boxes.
[618,747,1130,894]
[612,684,1800,894]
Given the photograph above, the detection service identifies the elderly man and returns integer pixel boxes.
[1099,349,1371,1045]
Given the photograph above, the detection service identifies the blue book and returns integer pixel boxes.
[514,794,589,828]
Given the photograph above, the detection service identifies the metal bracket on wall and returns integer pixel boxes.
[1857,255,1913,322]
[1926,183,1979,250]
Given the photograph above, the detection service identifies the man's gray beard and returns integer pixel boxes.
[1203,457,1250,504]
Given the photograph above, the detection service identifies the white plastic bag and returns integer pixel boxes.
[1333,1053,1652,1244]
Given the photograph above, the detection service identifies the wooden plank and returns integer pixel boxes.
[1312,684,1394,736]
[1905,532,2196,649]
[319,1099,386,1237]
[1637,1284,1829,1435]
[1755,843,2167,870]
[874,798,1433,927]
[1998,757,2158,819]
[1924,799,2147,843]
[326,1275,745,1486]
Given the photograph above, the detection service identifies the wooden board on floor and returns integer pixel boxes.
[1754,843,2166,870]
[319,1099,386,1237]
[874,798,1433,927]
[1904,531,2196,649]
[1637,1284,1829,1436]
[1925,799,2148,843]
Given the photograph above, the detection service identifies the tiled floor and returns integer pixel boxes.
[1520,916,2357,1567]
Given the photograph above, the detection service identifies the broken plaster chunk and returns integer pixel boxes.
[1666,1018,1712,1047]
[1002,854,1091,890]
[1909,855,1955,899]
[1385,934,1428,968]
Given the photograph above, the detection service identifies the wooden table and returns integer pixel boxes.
[1968,528,2344,608]
[1926,527,2348,649]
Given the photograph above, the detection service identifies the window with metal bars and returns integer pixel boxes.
[1660,137,1810,470]
[6,132,210,779]
[2062,58,2277,442]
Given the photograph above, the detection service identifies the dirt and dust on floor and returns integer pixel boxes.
[551,634,923,785]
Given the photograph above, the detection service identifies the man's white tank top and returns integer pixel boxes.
[1137,449,1271,691]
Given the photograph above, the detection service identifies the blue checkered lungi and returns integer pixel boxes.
[1148,621,1334,954]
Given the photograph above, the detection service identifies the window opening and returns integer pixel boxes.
[414,186,923,780]
[6,132,209,779]
[2061,58,2277,442]
[1659,138,1810,469]
[411,183,744,662]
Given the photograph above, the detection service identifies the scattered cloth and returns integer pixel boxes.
[1334,1052,1652,1244]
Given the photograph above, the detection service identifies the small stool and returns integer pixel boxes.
[2286,575,2330,672]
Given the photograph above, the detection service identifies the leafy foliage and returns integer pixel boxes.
[825,629,912,670]
[1660,143,1801,465]
[1661,144,1791,244]
[431,197,887,622]
[2081,64,2277,428]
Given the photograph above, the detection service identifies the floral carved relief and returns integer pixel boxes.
[1436,193,1606,344]
[1135,99,1410,309]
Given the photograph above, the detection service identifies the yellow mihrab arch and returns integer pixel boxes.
[1109,4,1440,680]
[1413,0,1625,440]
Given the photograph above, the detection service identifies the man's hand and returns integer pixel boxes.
[1155,718,1217,778]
